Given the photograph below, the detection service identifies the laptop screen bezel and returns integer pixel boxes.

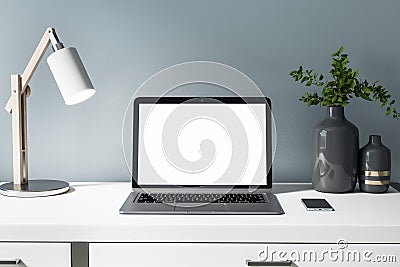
[132,96,272,189]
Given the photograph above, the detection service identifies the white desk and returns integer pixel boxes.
[0,182,399,267]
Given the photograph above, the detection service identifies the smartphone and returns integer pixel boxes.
[301,198,334,211]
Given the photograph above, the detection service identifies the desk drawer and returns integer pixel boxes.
[90,243,400,267]
[0,243,70,267]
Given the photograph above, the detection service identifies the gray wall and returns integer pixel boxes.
[1,0,399,182]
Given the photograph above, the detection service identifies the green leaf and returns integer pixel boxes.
[321,100,331,106]
[361,94,372,101]
[362,86,372,94]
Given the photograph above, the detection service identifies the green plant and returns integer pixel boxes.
[289,46,399,119]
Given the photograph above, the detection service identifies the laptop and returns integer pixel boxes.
[120,96,284,214]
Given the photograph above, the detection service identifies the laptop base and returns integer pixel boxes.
[120,189,284,215]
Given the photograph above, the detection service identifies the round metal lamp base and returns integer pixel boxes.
[0,180,69,197]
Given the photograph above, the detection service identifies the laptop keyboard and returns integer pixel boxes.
[136,193,267,204]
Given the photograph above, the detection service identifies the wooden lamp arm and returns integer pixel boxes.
[21,27,54,93]
[5,27,61,113]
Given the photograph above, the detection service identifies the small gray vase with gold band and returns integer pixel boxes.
[359,135,391,193]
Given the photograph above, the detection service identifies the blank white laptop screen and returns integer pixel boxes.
[137,103,267,186]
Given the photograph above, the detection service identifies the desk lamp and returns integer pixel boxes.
[0,27,95,197]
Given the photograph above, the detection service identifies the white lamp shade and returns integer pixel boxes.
[47,47,95,105]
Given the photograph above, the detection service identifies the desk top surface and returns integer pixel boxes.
[0,182,399,243]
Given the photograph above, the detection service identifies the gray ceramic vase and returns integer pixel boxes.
[312,106,359,193]
[359,135,391,193]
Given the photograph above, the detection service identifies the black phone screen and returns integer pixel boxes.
[301,198,334,211]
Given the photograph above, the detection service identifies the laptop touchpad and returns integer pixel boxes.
[175,204,227,213]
